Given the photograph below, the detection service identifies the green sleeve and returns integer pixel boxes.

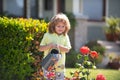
[40,33,48,46]
[65,35,72,49]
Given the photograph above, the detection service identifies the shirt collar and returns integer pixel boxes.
[53,33,64,37]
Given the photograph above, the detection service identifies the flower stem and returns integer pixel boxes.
[87,68,89,80]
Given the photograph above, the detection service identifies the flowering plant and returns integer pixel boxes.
[46,71,55,79]
[96,74,106,80]
[70,46,99,80]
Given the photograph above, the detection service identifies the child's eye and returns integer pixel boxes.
[61,26,65,28]
[57,26,65,28]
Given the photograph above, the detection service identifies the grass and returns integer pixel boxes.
[66,68,120,80]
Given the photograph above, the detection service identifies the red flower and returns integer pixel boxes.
[80,46,90,55]
[90,51,98,58]
[46,72,55,79]
[96,74,106,80]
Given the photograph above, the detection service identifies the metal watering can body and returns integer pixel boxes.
[41,49,61,71]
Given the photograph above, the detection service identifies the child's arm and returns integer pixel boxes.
[57,44,70,53]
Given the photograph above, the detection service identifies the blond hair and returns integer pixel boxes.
[48,13,71,35]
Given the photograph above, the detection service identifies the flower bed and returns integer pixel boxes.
[65,46,106,80]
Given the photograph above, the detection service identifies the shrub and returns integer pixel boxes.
[84,40,106,65]
[0,17,47,80]
[66,50,79,68]
[85,40,106,56]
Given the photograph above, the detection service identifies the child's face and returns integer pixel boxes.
[55,22,66,35]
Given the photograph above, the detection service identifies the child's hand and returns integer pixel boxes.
[48,43,58,49]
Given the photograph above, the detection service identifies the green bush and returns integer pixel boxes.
[84,40,106,65]
[85,40,106,56]
[66,50,79,68]
[0,17,47,80]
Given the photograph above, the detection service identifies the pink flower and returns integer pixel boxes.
[80,46,90,55]
[96,74,106,80]
[46,72,55,79]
